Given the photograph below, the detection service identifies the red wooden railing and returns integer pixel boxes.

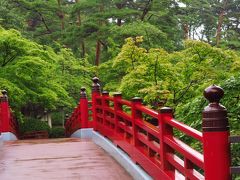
[0,90,19,138]
[65,87,93,137]
[65,77,233,180]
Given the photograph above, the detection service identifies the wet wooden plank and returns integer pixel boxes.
[0,138,133,180]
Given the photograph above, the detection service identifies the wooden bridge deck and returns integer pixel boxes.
[0,138,133,180]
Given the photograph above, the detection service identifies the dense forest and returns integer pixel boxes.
[0,0,239,137]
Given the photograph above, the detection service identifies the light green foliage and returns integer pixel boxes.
[167,40,240,107]
[113,36,148,71]
[0,27,92,118]
[105,37,240,115]
[97,60,123,92]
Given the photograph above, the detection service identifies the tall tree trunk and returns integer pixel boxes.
[75,0,81,26]
[95,2,104,66]
[117,18,122,26]
[95,41,101,66]
[140,0,153,21]
[216,0,228,47]
[57,0,65,30]
[81,42,86,58]
[183,23,189,39]
[75,0,86,58]
[116,3,123,26]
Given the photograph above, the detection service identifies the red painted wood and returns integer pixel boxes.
[0,100,10,132]
[85,94,206,179]
[113,93,122,138]
[66,92,207,179]
[203,131,231,180]
[64,81,233,180]
[159,109,175,179]
[92,93,100,131]
[80,98,88,128]
[166,118,203,142]
[0,94,19,137]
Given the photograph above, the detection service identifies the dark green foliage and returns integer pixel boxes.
[221,75,240,135]
[0,27,92,119]
[49,127,65,138]
[51,112,64,126]
[19,118,50,134]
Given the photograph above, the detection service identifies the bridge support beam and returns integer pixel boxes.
[202,85,231,180]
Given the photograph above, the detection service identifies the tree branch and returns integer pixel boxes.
[175,80,196,103]
[11,0,52,33]
[140,0,153,21]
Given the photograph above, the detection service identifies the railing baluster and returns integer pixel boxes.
[92,77,101,131]
[102,91,109,136]
[113,93,122,138]
[80,87,88,128]
[131,97,142,150]
[159,107,175,178]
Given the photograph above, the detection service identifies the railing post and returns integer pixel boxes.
[80,87,88,128]
[0,90,10,133]
[113,92,122,135]
[131,97,142,147]
[102,91,109,135]
[202,85,230,180]
[159,107,174,178]
[92,77,101,131]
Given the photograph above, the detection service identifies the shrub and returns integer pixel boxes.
[49,127,65,138]
[19,117,50,134]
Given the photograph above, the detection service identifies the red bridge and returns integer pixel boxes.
[0,77,239,180]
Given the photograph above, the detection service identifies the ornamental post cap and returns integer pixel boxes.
[1,90,7,96]
[202,85,228,132]
[81,87,86,92]
[0,90,8,102]
[92,77,101,93]
[80,87,87,98]
[92,77,99,83]
[102,91,109,95]
[160,107,173,114]
[204,85,224,103]
[132,97,142,102]
[113,92,122,96]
